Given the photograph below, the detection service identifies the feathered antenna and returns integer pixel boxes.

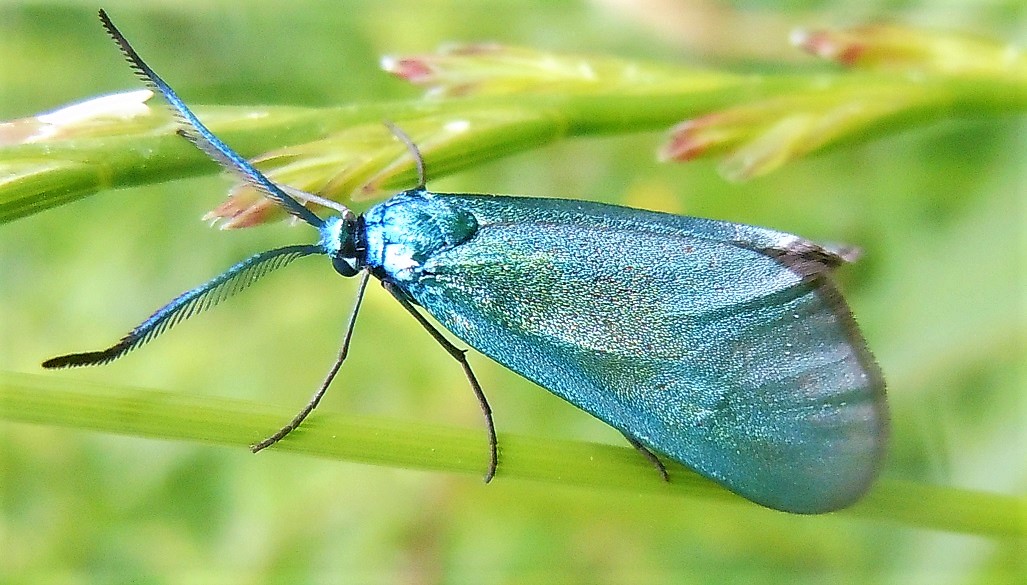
[97,8,349,226]
[43,245,320,368]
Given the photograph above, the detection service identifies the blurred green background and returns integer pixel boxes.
[1,0,1024,582]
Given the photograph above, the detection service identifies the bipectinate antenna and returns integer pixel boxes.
[43,245,321,369]
[97,9,354,226]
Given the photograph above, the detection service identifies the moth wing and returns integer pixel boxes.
[407,195,887,513]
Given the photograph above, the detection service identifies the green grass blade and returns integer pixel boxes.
[1,370,1022,537]
[3,38,1025,225]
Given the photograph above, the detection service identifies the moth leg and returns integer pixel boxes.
[383,281,499,484]
[252,270,371,452]
[622,433,670,482]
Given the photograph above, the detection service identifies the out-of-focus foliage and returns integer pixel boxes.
[1,1,1023,582]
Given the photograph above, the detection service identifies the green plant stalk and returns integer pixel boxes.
[0,370,1022,537]
[2,72,1024,224]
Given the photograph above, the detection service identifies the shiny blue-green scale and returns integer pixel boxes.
[361,188,887,514]
[52,10,888,516]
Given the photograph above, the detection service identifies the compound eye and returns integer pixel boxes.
[332,255,360,277]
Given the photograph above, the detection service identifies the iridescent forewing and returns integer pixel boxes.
[406,194,887,514]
